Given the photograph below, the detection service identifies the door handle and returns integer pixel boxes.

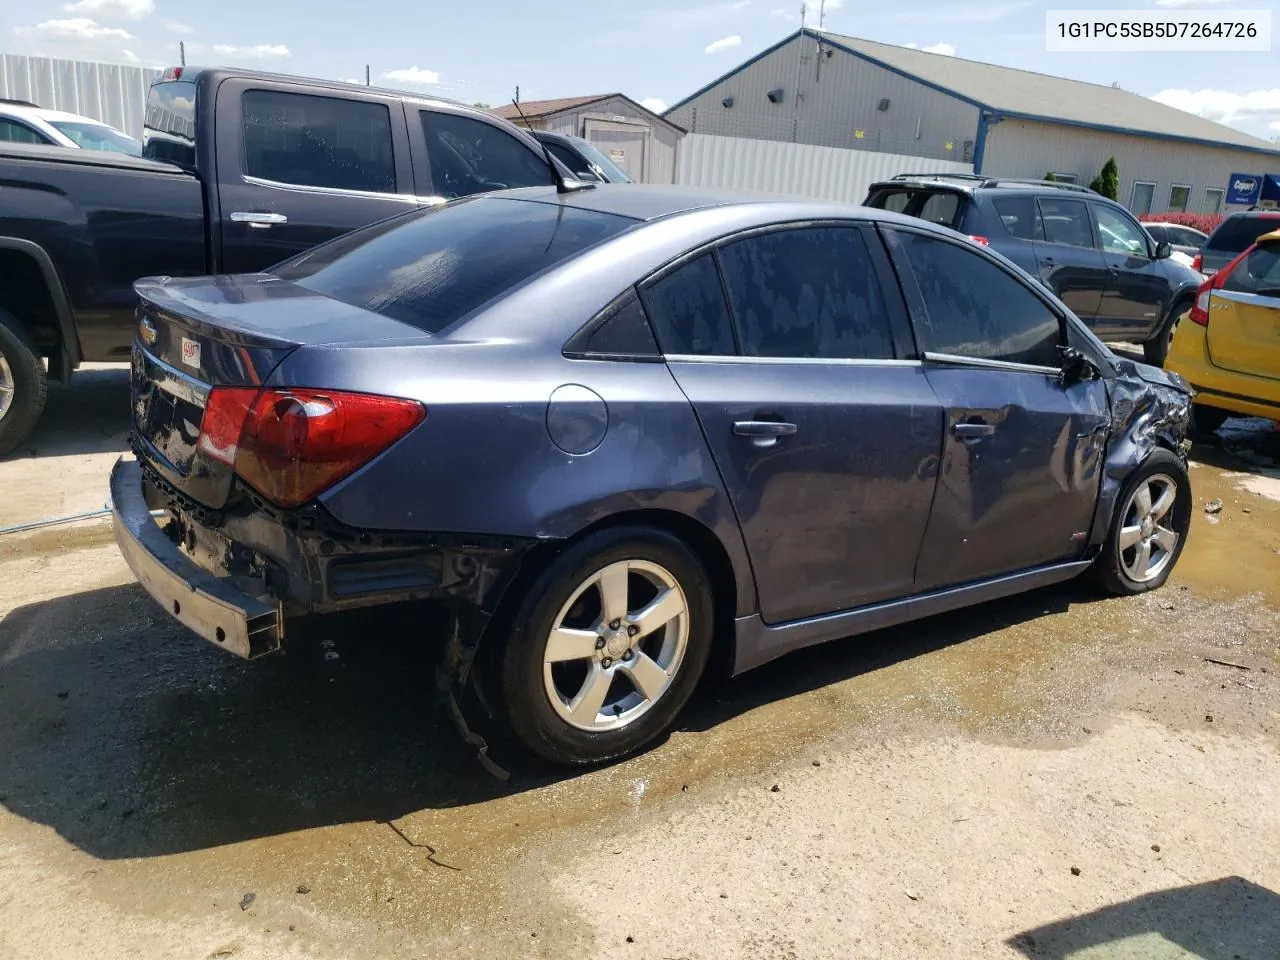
[734,420,798,448]
[953,422,995,439]
[230,211,288,229]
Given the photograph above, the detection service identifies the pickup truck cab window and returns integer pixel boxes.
[419,110,553,200]
[242,89,396,193]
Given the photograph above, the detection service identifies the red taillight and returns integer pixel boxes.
[162,66,184,80]
[1187,245,1254,327]
[198,387,425,508]
[1191,252,1202,272]
[968,235,990,246]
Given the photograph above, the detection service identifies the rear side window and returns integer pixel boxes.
[1221,243,1280,295]
[270,197,632,333]
[1038,198,1093,248]
[992,196,1044,241]
[717,227,895,360]
[640,254,736,356]
[242,90,396,193]
[420,111,553,199]
[143,79,196,166]
[0,118,49,144]
[894,231,1062,369]
[1207,215,1280,253]
[866,188,965,228]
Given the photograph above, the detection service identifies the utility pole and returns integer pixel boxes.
[515,85,520,104]
[365,64,371,86]
[179,41,185,66]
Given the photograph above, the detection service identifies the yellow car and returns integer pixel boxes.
[1166,227,1280,432]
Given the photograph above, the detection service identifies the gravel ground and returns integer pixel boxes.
[1,365,1278,960]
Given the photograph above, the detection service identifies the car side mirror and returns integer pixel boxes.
[1155,240,1172,260]
[1058,345,1099,385]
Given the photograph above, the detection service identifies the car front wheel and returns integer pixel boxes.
[497,527,714,767]
[1093,448,1192,596]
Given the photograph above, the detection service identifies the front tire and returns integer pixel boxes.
[1142,296,1191,367]
[0,308,48,458]
[1191,403,1229,436]
[496,527,715,767]
[1093,449,1191,596]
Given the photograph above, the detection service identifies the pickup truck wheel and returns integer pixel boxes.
[1092,449,1191,596]
[0,309,48,458]
[496,527,714,767]
[1142,296,1191,367]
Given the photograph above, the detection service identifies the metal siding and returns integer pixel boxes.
[675,133,972,203]
[540,95,681,183]
[0,55,160,140]
[665,35,979,163]
[982,119,1280,214]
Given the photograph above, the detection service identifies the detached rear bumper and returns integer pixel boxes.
[109,456,283,659]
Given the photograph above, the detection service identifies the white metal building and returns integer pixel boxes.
[665,30,1280,216]
[491,94,685,184]
[0,54,159,140]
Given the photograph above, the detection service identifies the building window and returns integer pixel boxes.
[1204,187,1225,215]
[1168,184,1192,213]
[1047,172,1078,184]
[1130,181,1156,216]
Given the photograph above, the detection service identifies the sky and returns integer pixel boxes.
[3,0,1279,141]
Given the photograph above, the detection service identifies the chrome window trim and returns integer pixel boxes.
[923,351,1059,376]
[663,354,922,367]
[242,174,436,204]
[1214,289,1280,309]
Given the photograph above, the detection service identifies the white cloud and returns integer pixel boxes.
[1152,0,1233,7]
[705,34,742,54]
[664,3,753,29]
[212,43,291,59]
[886,1,1034,24]
[922,41,956,55]
[381,66,441,85]
[341,77,363,85]
[63,0,154,20]
[164,20,194,34]
[733,0,751,7]
[120,48,138,62]
[18,18,137,43]
[640,97,667,113]
[770,5,795,17]
[1151,87,1280,129]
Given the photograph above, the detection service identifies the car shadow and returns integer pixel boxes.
[6,364,131,460]
[1007,876,1280,959]
[0,573,1101,861]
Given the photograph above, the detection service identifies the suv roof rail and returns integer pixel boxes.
[985,177,1099,194]
[0,97,41,108]
[890,172,987,182]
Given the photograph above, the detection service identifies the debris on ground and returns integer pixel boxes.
[1204,499,1224,514]
[238,893,255,911]
[1070,866,1081,876]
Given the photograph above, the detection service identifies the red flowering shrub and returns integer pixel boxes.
[1138,212,1224,234]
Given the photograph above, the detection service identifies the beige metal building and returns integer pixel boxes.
[491,94,685,184]
[665,29,1280,215]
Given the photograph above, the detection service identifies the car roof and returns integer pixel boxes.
[0,103,116,125]
[868,173,1101,198]
[169,66,477,111]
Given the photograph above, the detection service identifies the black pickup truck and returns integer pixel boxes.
[0,66,569,455]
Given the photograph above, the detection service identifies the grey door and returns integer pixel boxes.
[1031,196,1109,324]
[643,225,943,624]
[583,120,647,181]
[884,227,1110,591]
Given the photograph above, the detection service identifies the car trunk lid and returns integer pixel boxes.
[131,274,431,507]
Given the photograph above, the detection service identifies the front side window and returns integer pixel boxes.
[639,254,736,356]
[0,118,50,144]
[1130,181,1156,216]
[716,227,895,360]
[1038,197,1093,248]
[1174,227,1206,248]
[242,89,395,193]
[894,230,1062,369]
[421,111,553,200]
[1094,205,1150,257]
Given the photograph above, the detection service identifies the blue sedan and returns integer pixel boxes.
[110,185,1194,767]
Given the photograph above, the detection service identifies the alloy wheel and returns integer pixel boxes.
[0,353,13,423]
[542,559,690,732]
[1118,473,1180,583]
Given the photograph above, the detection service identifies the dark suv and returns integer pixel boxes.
[863,174,1204,364]
[1195,209,1280,277]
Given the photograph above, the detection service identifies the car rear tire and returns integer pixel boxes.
[1191,404,1229,436]
[1142,296,1191,367]
[496,526,715,767]
[1092,448,1191,596]
[0,308,48,458]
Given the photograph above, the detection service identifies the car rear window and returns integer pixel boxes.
[269,197,633,333]
[865,188,965,229]
[1206,215,1280,253]
[1221,241,1280,296]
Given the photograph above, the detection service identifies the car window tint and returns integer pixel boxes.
[0,118,49,144]
[1207,215,1280,252]
[1144,225,1166,243]
[897,231,1062,368]
[544,141,593,179]
[421,111,553,199]
[242,90,395,193]
[992,196,1044,241]
[271,197,631,334]
[639,254,736,356]
[866,188,965,227]
[1037,198,1093,248]
[1221,243,1280,295]
[716,227,895,360]
[1095,205,1149,256]
[1176,228,1205,247]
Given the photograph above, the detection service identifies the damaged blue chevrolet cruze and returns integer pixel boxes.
[111,183,1194,767]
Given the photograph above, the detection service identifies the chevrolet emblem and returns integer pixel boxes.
[139,316,158,346]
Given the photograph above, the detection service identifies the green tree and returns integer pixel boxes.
[472,101,491,109]
[1089,157,1119,200]
[1044,172,1056,182]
